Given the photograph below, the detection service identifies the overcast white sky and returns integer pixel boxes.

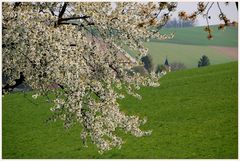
[172,2,238,26]
[111,2,238,26]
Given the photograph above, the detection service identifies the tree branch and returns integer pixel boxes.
[57,22,79,26]
[59,15,90,22]
[58,2,68,19]
[57,16,94,27]
[13,2,21,10]
[3,72,25,94]
[58,84,64,90]
[49,8,56,16]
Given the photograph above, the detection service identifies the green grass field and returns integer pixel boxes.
[126,42,233,68]
[155,25,238,47]
[125,25,237,69]
[145,42,233,68]
[3,62,238,159]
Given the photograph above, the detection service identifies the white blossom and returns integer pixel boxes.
[2,2,176,153]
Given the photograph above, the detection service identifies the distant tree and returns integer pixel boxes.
[170,62,186,71]
[141,55,154,73]
[155,64,162,74]
[198,55,210,67]
[164,18,196,28]
[164,57,169,66]
[155,64,171,74]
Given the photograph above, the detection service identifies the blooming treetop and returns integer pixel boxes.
[3,2,177,153]
[2,2,236,153]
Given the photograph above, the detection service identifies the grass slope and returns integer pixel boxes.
[155,25,238,47]
[3,62,238,159]
[124,26,237,69]
[126,42,233,68]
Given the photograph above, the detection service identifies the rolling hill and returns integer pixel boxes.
[125,25,238,69]
[3,61,237,159]
[155,25,238,47]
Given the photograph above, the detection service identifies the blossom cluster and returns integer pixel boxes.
[179,2,237,40]
[3,2,174,153]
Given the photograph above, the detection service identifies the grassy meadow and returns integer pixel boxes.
[156,25,238,47]
[126,25,238,69]
[145,42,232,68]
[3,62,238,159]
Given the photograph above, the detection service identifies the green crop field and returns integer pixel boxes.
[126,42,233,68]
[3,62,238,159]
[145,42,234,68]
[155,25,238,47]
[125,25,237,69]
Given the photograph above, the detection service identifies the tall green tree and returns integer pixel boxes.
[141,55,154,73]
[198,55,210,67]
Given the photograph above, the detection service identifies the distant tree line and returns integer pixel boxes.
[137,54,211,74]
[139,55,187,75]
[164,18,196,28]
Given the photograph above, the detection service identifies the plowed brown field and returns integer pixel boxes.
[209,46,238,60]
